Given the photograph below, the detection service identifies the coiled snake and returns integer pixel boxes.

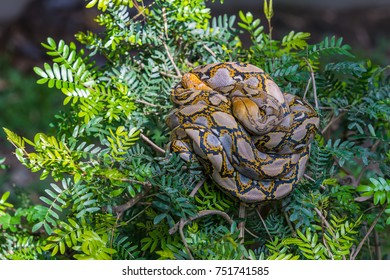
[166,62,319,204]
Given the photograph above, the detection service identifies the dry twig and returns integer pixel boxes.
[304,58,319,110]
[169,210,234,235]
[140,133,166,154]
[351,203,387,260]
[110,181,152,216]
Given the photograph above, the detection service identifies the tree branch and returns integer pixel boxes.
[189,178,205,197]
[163,41,182,78]
[304,58,319,110]
[169,210,234,235]
[314,207,333,234]
[110,181,152,215]
[238,203,246,242]
[203,44,216,58]
[160,71,180,79]
[351,203,387,260]
[140,133,166,154]
[169,209,234,259]
[256,207,272,240]
[321,112,346,134]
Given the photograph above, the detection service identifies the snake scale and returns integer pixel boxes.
[166,62,319,204]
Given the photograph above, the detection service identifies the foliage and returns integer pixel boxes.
[1,0,389,260]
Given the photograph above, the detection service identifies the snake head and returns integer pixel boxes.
[232,96,282,135]
[182,73,212,91]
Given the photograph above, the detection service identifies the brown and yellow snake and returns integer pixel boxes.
[166,62,319,204]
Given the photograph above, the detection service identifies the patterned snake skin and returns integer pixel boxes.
[166,62,319,204]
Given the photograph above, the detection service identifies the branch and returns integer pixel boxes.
[162,7,168,40]
[303,76,311,99]
[256,207,272,240]
[203,44,216,58]
[169,209,234,260]
[189,178,205,197]
[140,133,166,154]
[314,207,332,233]
[373,229,382,260]
[304,174,326,191]
[321,112,346,134]
[160,9,181,78]
[135,99,161,107]
[318,106,350,111]
[163,41,182,78]
[110,181,152,215]
[160,71,180,79]
[131,0,153,21]
[179,219,194,260]
[169,210,234,235]
[355,139,381,186]
[303,58,319,110]
[238,203,246,242]
[284,211,296,237]
[351,203,387,260]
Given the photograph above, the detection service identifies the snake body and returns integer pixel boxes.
[166,62,319,204]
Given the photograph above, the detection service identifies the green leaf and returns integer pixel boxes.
[32,222,43,232]
[263,0,273,21]
[153,213,167,224]
[367,125,376,137]
[0,191,10,203]
[356,185,372,193]
[33,66,48,78]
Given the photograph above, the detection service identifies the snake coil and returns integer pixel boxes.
[166,62,319,204]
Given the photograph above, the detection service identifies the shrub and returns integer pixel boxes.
[2,0,389,260]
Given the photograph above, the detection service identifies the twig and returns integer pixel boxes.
[162,7,168,39]
[351,203,387,260]
[160,8,181,78]
[314,207,339,259]
[160,71,180,79]
[303,77,311,99]
[110,182,152,215]
[318,106,350,111]
[304,58,319,110]
[179,219,194,260]
[355,139,381,186]
[314,207,332,232]
[140,133,166,154]
[135,99,160,107]
[364,224,373,259]
[373,229,382,260]
[238,203,246,242]
[321,112,346,134]
[245,228,260,239]
[130,0,155,21]
[203,44,217,58]
[284,211,296,237]
[303,174,326,191]
[163,41,182,78]
[169,210,234,235]
[256,207,272,240]
[336,161,354,177]
[122,205,151,226]
[189,178,205,197]
[169,209,234,259]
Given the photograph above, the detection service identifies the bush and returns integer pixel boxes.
[1,0,389,260]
